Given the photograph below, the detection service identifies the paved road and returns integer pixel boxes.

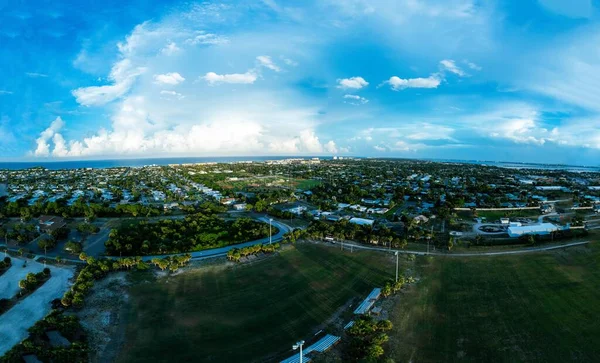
[83,223,112,257]
[137,217,291,261]
[332,239,591,257]
[0,217,292,264]
[538,212,559,223]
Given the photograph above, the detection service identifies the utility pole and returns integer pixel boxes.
[293,341,305,363]
[395,251,399,283]
[269,218,273,245]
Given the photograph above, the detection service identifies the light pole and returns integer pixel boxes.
[394,251,399,283]
[269,218,273,245]
[293,340,305,363]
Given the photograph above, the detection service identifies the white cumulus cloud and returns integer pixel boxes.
[202,71,257,85]
[34,117,65,156]
[72,58,145,106]
[343,94,369,105]
[337,76,369,90]
[161,42,181,56]
[384,75,441,90]
[324,140,338,153]
[154,72,185,85]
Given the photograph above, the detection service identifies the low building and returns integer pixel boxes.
[232,203,247,211]
[535,186,563,191]
[285,205,307,215]
[413,215,429,224]
[220,197,236,205]
[367,207,389,214]
[500,218,510,225]
[349,217,374,226]
[38,215,66,233]
[540,204,554,214]
[349,205,368,212]
[507,223,559,238]
[163,202,179,210]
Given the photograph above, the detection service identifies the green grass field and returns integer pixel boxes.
[387,243,600,362]
[294,179,322,190]
[117,243,396,363]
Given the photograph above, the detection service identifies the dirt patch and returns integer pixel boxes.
[76,272,130,363]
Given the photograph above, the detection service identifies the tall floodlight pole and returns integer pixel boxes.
[269,218,273,245]
[394,251,399,283]
[293,340,305,363]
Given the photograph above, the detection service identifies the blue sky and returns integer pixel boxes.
[1,0,600,164]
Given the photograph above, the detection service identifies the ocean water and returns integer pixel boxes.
[0,156,598,172]
[0,156,303,170]
[431,159,600,173]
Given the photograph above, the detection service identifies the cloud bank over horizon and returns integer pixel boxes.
[2,0,600,164]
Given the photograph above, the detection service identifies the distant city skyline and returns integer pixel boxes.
[1,0,600,164]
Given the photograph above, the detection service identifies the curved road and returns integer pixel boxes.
[1,217,292,264]
[139,218,291,261]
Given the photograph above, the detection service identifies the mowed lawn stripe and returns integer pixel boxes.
[387,245,600,362]
[117,243,394,363]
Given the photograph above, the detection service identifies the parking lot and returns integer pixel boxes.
[0,258,74,355]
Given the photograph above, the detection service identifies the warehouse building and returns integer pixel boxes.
[507,223,559,238]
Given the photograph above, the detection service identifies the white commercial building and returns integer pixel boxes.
[349,217,374,226]
[507,223,559,238]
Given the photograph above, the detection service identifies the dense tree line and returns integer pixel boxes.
[61,255,148,308]
[0,198,162,220]
[35,226,70,251]
[37,236,58,251]
[344,316,393,361]
[1,223,39,245]
[381,277,406,298]
[226,243,281,262]
[76,222,99,234]
[105,214,274,256]
[151,254,192,272]
[306,220,408,248]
